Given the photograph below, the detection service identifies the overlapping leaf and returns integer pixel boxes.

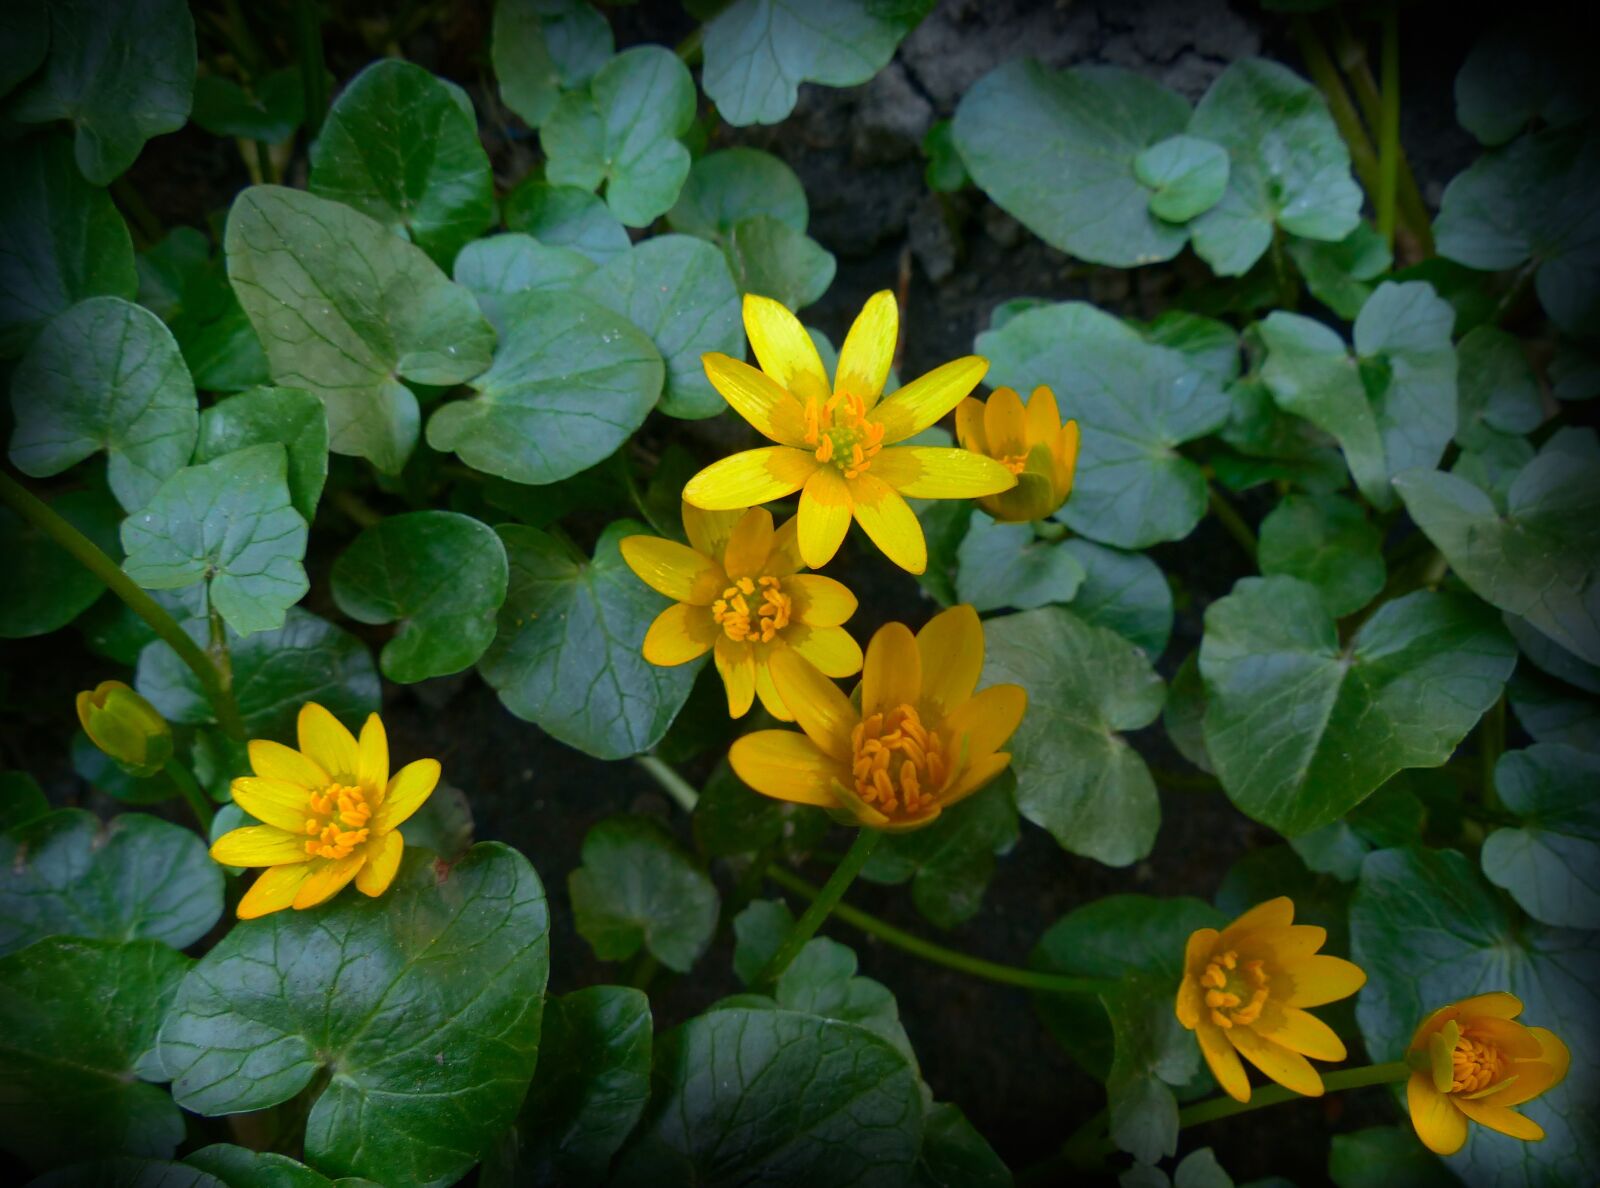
[194,387,328,522]
[492,0,613,129]
[1481,744,1600,928]
[568,816,718,972]
[2,488,121,638]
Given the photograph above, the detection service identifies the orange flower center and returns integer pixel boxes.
[1450,1035,1507,1095]
[851,704,948,818]
[998,452,1029,475]
[712,575,791,643]
[302,782,373,859]
[804,390,884,478]
[1201,949,1270,1029]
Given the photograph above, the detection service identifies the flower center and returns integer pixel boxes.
[302,782,373,859]
[1201,949,1270,1028]
[851,704,948,818]
[712,576,791,643]
[804,390,884,478]
[999,452,1029,475]
[1450,1035,1507,1095]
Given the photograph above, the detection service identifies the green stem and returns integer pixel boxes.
[1292,18,1383,208]
[635,755,700,813]
[766,865,1113,996]
[1178,1060,1411,1130]
[760,831,881,985]
[165,759,215,833]
[0,472,246,740]
[1375,7,1401,248]
[1208,483,1258,565]
[295,0,329,138]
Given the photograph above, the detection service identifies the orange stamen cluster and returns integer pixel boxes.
[712,576,792,643]
[999,453,1029,475]
[804,390,885,478]
[851,704,948,816]
[1450,1035,1508,1095]
[1202,950,1270,1028]
[302,782,372,859]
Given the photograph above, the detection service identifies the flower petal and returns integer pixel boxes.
[940,750,1011,807]
[714,634,757,718]
[293,852,366,910]
[1226,1027,1324,1097]
[729,730,847,808]
[836,290,897,407]
[298,703,360,783]
[248,739,327,786]
[1177,976,1205,1030]
[643,603,718,666]
[847,473,926,573]
[785,574,857,627]
[942,684,1027,762]
[871,356,990,444]
[722,507,775,579]
[1221,896,1295,943]
[798,465,854,569]
[871,446,1017,499]
[231,777,314,833]
[1257,924,1327,963]
[1482,1027,1570,1107]
[683,503,745,561]
[743,293,830,403]
[621,535,724,603]
[1026,385,1061,441]
[1281,955,1367,1007]
[916,604,985,717]
[1454,1097,1544,1143]
[703,352,810,445]
[954,397,987,454]
[1462,1016,1544,1060]
[754,660,795,721]
[1446,992,1525,1021]
[357,713,388,794]
[767,515,805,577]
[355,830,404,897]
[1408,1072,1469,1155]
[769,646,857,762]
[1256,1002,1347,1061]
[984,386,1028,457]
[237,865,312,919]
[1198,1020,1252,1102]
[211,825,308,868]
[1185,928,1222,981]
[684,447,818,510]
[787,624,864,678]
[373,759,441,832]
[862,620,921,719]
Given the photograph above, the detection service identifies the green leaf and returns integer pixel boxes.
[0,809,223,957]
[506,986,651,1187]
[765,937,916,1065]
[978,301,1229,549]
[191,67,305,142]
[1451,426,1533,509]
[308,60,494,269]
[542,46,694,226]
[1286,222,1392,321]
[1216,375,1347,492]
[331,511,508,683]
[1203,578,1515,836]
[982,607,1165,865]
[137,607,378,743]
[225,185,495,474]
[492,0,613,129]
[71,732,177,806]
[952,62,1192,267]
[702,0,921,127]
[694,759,824,859]
[1258,493,1384,617]
[10,296,198,512]
[0,135,137,357]
[503,180,631,263]
[1187,58,1362,275]
[1,487,121,638]
[611,1007,924,1186]
[8,0,195,184]
[1163,651,1213,775]
[1216,844,1351,958]
[1135,134,1230,223]
[452,232,597,330]
[0,771,49,832]
[1454,20,1595,147]
[32,1159,227,1188]
[732,899,795,987]
[195,387,328,522]
[0,938,189,1170]
[721,214,837,312]
[1288,774,1427,882]
[955,512,1085,612]
[426,290,662,484]
[1506,610,1600,694]
[1394,436,1600,665]
[861,771,1019,929]
[1456,324,1544,443]
[915,1103,1010,1188]
[160,843,550,1188]
[1481,744,1600,928]
[1509,667,1600,754]
[120,443,307,636]
[1350,846,1599,1188]
[398,781,474,862]
[1435,125,1600,337]
[1259,280,1458,510]
[1328,1126,1456,1188]
[569,815,717,971]
[0,5,47,98]
[1136,310,1240,387]
[668,146,808,239]
[1551,339,1600,402]
[481,522,701,759]
[185,1144,350,1188]
[1062,538,1174,660]
[577,235,743,419]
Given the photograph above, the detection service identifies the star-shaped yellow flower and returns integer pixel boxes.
[210,703,440,918]
[955,384,1080,522]
[622,503,862,718]
[682,292,1017,574]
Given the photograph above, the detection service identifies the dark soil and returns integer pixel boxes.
[0,1,1512,1184]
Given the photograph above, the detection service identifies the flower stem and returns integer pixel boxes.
[0,472,246,740]
[165,759,215,834]
[1178,1060,1412,1130]
[1207,483,1258,564]
[635,754,700,813]
[759,830,881,985]
[765,865,1114,996]
[1375,6,1401,248]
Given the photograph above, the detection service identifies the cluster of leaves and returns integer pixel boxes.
[2,2,1597,1187]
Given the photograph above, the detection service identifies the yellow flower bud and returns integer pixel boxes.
[955,385,1080,523]
[75,680,172,778]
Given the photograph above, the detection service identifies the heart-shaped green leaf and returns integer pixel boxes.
[568,815,718,972]
[0,772,49,832]
[1286,222,1392,321]
[1135,134,1230,223]
[753,937,915,1067]
[956,513,1085,612]
[160,843,550,1188]
[1329,1126,1456,1188]
[1287,774,1427,882]
[503,181,631,263]
[667,147,808,239]
[1455,324,1544,444]
[720,215,836,312]
[135,229,270,394]
[2,487,121,638]
[1062,538,1174,661]
[1258,493,1385,617]
[1481,744,1600,928]
[191,67,305,143]
[453,233,597,330]
[1454,19,1594,146]
[195,387,328,522]
[492,0,613,129]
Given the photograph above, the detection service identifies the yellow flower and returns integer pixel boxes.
[728,605,1025,831]
[1176,897,1366,1102]
[621,503,863,718]
[682,291,1017,574]
[76,680,172,777]
[209,703,440,919]
[1404,993,1570,1156]
[955,385,1080,522]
